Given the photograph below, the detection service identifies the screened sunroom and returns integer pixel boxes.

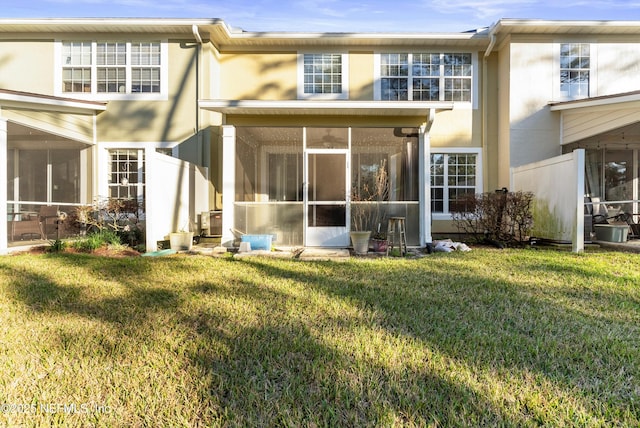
[230,126,425,247]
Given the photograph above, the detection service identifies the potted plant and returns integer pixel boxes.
[371,228,388,253]
[169,219,195,251]
[350,159,389,255]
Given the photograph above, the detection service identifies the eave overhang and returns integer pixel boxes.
[0,89,107,114]
[198,99,454,116]
[549,90,640,111]
[0,18,490,51]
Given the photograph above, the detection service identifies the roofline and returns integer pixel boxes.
[0,17,490,50]
[198,99,454,116]
[0,17,226,28]
[495,18,640,29]
[0,88,107,113]
[549,90,640,111]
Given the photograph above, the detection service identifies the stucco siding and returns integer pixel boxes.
[430,109,476,148]
[508,42,561,168]
[0,40,55,94]
[97,41,200,142]
[596,42,640,96]
[349,51,374,101]
[218,52,298,100]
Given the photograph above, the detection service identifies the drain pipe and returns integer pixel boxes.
[482,23,498,192]
[192,25,204,166]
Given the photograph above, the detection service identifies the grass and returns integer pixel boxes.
[0,248,639,426]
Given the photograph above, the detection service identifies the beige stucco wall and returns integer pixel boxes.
[218,51,298,100]
[508,40,561,170]
[98,41,200,143]
[0,40,54,94]
[349,51,374,100]
[594,41,640,96]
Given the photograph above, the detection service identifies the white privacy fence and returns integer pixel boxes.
[145,152,209,252]
[511,149,585,252]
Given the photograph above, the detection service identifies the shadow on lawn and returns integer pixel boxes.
[2,253,180,331]
[183,274,516,426]
[237,255,640,425]
[1,253,518,425]
[2,252,638,426]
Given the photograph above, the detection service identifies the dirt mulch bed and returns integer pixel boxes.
[17,244,141,258]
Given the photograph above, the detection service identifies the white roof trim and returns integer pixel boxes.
[0,90,107,114]
[199,99,454,116]
[549,91,640,111]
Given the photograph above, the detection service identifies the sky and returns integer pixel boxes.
[2,0,640,33]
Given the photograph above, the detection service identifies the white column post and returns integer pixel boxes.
[573,149,585,253]
[419,110,434,249]
[221,125,236,247]
[144,144,158,252]
[0,117,8,253]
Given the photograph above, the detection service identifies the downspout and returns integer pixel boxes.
[192,25,204,164]
[482,24,497,192]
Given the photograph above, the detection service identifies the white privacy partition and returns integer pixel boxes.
[145,151,209,252]
[511,149,585,252]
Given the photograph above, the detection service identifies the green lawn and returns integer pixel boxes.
[0,248,639,427]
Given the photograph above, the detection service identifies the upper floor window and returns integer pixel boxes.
[58,40,166,99]
[560,43,590,99]
[378,53,473,102]
[298,53,348,99]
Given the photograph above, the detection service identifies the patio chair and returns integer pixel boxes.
[38,205,61,239]
[587,196,639,240]
[10,212,43,241]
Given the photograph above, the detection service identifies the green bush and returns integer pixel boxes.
[72,229,121,253]
[47,239,67,253]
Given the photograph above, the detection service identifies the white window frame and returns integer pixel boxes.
[554,42,598,101]
[429,147,483,220]
[297,52,349,100]
[107,148,146,201]
[374,51,478,108]
[54,40,169,101]
[559,42,591,100]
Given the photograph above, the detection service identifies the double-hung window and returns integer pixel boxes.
[59,40,165,98]
[379,53,473,102]
[108,149,145,201]
[96,42,126,93]
[62,42,92,93]
[560,43,590,99]
[298,53,348,99]
[430,151,481,216]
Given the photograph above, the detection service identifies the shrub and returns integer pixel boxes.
[451,189,534,246]
[73,197,145,247]
[72,229,121,253]
[48,239,67,253]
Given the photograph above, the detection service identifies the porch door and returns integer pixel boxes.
[305,150,349,247]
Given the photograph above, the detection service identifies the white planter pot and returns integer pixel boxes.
[170,232,194,251]
[350,231,371,255]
